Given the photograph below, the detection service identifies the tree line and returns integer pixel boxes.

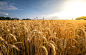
[1,16,86,20]
[76,16,86,20]
[0,16,31,20]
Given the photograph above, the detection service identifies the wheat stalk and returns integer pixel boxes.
[8,34,17,41]
[39,46,48,55]
[7,44,21,51]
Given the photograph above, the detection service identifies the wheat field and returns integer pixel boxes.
[0,20,86,55]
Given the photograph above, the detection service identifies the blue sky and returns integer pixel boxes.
[0,0,86,20]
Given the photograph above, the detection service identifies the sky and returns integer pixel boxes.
[0,0,86,20]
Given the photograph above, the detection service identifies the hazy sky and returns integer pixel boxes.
[0,0,86,20]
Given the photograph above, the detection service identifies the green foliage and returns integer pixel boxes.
[22,18,31,20]
[0,16,31,20]
[5,17,11,20]
[13,18,19,20]
[22,18,26,20]
[0,16,20,20]
[0,16,6,20]
[11,18,15,20]
[76,16,86,20]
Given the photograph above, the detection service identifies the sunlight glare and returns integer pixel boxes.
[62,0,86,19]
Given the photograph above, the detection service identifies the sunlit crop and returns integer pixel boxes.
[0,20,86,55]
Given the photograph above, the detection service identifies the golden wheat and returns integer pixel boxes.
[0,20,86,55]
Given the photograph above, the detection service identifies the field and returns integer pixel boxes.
[0,20,86,55]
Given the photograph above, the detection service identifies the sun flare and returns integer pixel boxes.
[62,0,86,19]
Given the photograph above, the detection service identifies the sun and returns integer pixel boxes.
[62,0,86,19]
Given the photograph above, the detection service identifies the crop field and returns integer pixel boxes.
[0,20,86,55]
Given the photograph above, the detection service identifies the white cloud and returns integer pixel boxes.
[42,13,73,20]
[0,11,8,15]
[0,1,23,10]
[18,9,23,10]
[42,13,59,19]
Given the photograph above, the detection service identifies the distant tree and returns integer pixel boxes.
[10,18,19,20]
[22,18,31,20]
[0,16,5,20]
[13,18,19,20]
[5,17,11,20]
[26,18,31,20]
[22,18,25,20]
[0,16,20,20]
[17,18,19,20]
[11,18,15,20]
[76,16,86,20]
